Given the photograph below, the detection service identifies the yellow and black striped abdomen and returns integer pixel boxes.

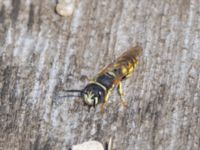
[107,49,140,81]
[96,45,142,87]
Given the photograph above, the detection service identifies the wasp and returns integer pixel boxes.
[65,45,143,112]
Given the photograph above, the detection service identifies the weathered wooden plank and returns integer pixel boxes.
[0,0,200,149]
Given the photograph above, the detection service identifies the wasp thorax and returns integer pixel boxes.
[82,84,105,107]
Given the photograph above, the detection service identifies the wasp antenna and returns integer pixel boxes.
[62,89,86,98]
[58,95,82,99]
[64,89,87,94]
[63,89,83,93]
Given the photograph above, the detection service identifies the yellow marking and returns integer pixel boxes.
[121,66,127,74]
[125,72,132,78]
[128,66,133,73]
[84,91,95,105]
[89,81,107,92]
[114,63,118,68]
[126,59,138,77]
[107,71,116,77]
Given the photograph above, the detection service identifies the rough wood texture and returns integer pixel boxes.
[0,0,200,150]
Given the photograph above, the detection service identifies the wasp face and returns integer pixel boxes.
[82,84,105,107]
[83,91,99,106]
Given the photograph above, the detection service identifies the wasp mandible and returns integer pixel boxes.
[65,45,143,112]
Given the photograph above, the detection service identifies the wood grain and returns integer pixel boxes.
[0,0,200,149]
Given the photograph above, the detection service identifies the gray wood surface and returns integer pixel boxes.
[0,0,200,149]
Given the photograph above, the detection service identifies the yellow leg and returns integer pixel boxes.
[117,82,128,107]
[100,89,112,113]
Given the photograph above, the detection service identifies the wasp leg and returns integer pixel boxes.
[100,89,112,113]
[117,82,128,107]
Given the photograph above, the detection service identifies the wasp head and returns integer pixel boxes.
[63,84,105,108]
[81,84,105,107]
